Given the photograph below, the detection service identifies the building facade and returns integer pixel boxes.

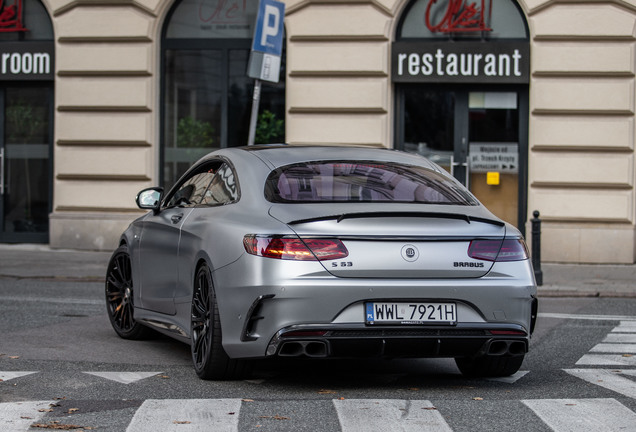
[0,0,634,263]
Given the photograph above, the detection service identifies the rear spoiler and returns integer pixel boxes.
[287,212,505,227]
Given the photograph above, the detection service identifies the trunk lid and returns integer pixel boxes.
[269,204,506,279]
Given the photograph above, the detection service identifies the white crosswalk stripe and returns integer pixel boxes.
[590,343,636,354]
[84,371,163,384]
[522,398,636,432]
[603,333,636,343]
[0,400,55,431]
[576,353,636,366]
[564,369,636,399]
[333,399,452,432]
[575,320,636,366]
[0,371,38,382]
[612,321,636,332]
[1,397,636,431]
[126,399,242,432]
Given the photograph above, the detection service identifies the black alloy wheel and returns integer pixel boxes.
[105,245,150,339]
[190,263,248,380]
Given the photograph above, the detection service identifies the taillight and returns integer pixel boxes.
[468,239,529,262]
[243,235,349,261]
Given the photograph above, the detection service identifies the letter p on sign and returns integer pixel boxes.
[252,0,285,56]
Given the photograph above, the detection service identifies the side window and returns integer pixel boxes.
[165,162,220,208]
[200,163,238,206]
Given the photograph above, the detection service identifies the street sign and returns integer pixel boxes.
[247,0,286,146]
[248,0,285,83]
[469,142,519,174]
[252,0,285,56]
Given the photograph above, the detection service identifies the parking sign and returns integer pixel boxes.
[251,0,285,56]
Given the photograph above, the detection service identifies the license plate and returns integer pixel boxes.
[365,302,457,325]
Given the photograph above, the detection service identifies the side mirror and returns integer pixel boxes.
[136,187,163,213]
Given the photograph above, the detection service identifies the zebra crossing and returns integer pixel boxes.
[3,318,636,431]
[2,396,635,431]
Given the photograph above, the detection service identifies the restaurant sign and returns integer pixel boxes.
[392,41,529,84]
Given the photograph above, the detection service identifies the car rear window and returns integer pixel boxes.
[265,161,478,205]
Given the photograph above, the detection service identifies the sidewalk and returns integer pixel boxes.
[0,244,634,297]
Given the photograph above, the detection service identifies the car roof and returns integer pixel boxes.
[211,145,440,171]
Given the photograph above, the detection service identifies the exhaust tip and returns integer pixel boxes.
[278,340,329,357]
[279,341,304,357]
[305,341,328,357]
[486,340,527,356]
[508,341,526,356]
[488,341,509,356]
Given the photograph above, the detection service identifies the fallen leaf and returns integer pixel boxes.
[259,415,290,420]
[472,397,484,401]
[67,408,79,414]
[338,397,345,400]
[423,407,438,410]
[228,412,235,415]
[173,420,191,425]
[38,409,54,413]
[30,421,91,430]
[622,354,633,358]
[8,356,20,359]
[159,375,170,379]
[21,416,34,419]
[241,399,254,402]
[318,389,337,394]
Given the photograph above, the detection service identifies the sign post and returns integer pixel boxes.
[247,0,285,146]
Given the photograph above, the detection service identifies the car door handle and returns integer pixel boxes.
[171,214,184,224]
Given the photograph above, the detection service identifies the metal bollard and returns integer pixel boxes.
[531,210,543,286]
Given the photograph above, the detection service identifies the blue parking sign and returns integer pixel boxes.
[252,0,285,56]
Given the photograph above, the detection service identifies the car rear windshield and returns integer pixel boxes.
[265,161,478,205]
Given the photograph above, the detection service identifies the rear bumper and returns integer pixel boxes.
[210,255,537,359]
[267,323,529,359]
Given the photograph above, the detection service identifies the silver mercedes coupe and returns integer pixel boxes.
[105,145,538,380]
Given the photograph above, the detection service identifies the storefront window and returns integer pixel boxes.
[0,0,54,243]
[162,0,285,189]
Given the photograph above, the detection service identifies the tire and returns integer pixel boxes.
[105,245,151,339]
[455,354,524,378]
[190,263,249,380]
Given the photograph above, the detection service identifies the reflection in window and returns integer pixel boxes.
[266,161,477,205]
[201,163,238,205]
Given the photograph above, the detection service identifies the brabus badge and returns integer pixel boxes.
[401,244,419,262]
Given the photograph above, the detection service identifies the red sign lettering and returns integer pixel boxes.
[425,0,492,33]
[199,0,248,24]
[0,0,27,33]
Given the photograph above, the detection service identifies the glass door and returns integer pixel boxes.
[467,92,520,226]
[0,85,53,242]
[397,85,527,230]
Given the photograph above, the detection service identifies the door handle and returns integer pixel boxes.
[171,214,184,224]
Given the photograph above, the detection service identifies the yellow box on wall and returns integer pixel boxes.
[487,171,500,185]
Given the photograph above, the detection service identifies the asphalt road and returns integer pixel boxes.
[2,276,636,431]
